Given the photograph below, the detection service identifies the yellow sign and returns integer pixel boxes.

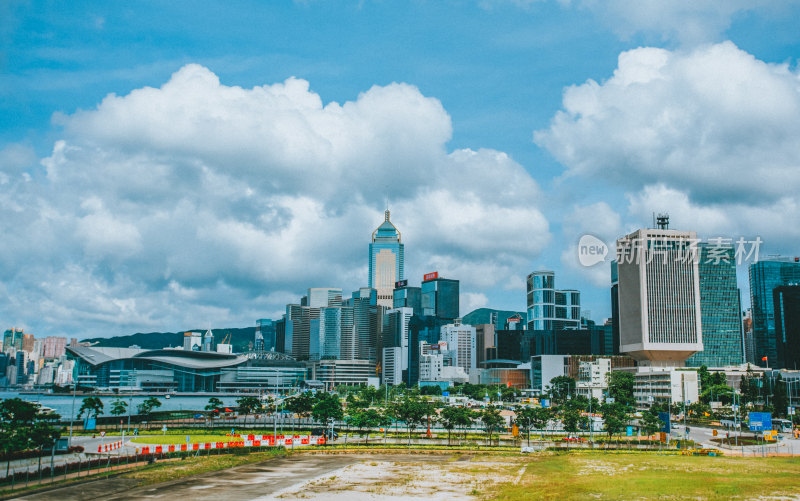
[512,424,519,437]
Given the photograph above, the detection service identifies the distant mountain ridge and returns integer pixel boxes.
[461,308,527,327]
[82,327,256,353]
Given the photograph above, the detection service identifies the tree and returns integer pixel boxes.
[137,396,162,418]
[110,399,128,430]
[439,406,461,445]
[0,399,61,478]
[606,372,635,407]
[110,399,128,417]
[560,399,586,433]
[77,396,104,419]
[698,365,712,390]
[480,406,504,445]
[439,405,477,440]
[773,378,788,417]
[739,365,759,407]
[312,392,344,427]
[420,385,442,396]
[640,409,662,437]
[710,371,727,387]
[516,406,552,444]
[30,418,61,476]
[286,392,315,420]
[345,408,383,444]
[237,396,262,425]
[206,397,224,416]
[547,376,576,404]
[456,406,476,439]
[345,393,370,410]
[700,384,733,405]
[600,401,630,439]
[390,395,432,444]
[500,385,520,402]
[515,406,534,445]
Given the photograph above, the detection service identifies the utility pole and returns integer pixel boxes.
[68,383,77,448]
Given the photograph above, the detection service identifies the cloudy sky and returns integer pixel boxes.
[2,1,800,339]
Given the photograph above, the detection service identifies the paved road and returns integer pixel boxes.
[670,424,800,455]
[16,454,363,501]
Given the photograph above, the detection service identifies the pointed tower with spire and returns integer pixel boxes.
[369,209,404,308]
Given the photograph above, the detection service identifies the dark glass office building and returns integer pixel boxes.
[255,318,276,352]
[774,285,800,370]
[686,243,744,367]
[749,258,800,366]
[393,285,422,316]
[421,275,459,320]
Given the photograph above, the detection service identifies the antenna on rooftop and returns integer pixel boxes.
[656,213,669,229]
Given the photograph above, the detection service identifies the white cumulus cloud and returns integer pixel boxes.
[538,42,800,260]
[1,64,550,337]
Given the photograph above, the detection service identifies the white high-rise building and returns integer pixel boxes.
[385,307,412,373]
[440,319,476,375]
[382,347,402,385]
[616,224,703,365]
[306,288,343,308]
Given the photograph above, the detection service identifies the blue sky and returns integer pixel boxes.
[2,1,800,338]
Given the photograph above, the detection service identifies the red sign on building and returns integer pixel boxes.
[423,272,439,282]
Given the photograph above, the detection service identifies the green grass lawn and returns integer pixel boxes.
[489,452,800,500]
[130,434,239,445]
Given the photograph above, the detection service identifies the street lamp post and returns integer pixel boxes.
[733,390,740,447]
[68,383,77,448]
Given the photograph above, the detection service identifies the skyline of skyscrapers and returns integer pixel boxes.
[238,208,799,393]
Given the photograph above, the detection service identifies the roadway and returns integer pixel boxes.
[670,424,800,455]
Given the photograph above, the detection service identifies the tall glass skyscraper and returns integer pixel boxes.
[421,274,459,320]
[255,319,276,352]
[369,210,404,308]
[774,286,800,370]
[686,243,744,367]
[749,258,800,367]
[526,270,580,331]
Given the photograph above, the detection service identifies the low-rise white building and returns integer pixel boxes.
[630,367,700,408]
[577,358,610,401]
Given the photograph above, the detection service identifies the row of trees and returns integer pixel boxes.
[76,396,163,420]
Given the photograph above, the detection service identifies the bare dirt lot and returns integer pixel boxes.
[18,451,800,500]
[17,454,513,501]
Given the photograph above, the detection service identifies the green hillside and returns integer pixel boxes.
[83,327,256,353]
[461,308,526,327]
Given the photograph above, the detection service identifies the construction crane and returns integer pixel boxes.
[221,332,231,344]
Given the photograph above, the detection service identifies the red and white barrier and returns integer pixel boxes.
[97,440,123,453]
[131,434,324,455]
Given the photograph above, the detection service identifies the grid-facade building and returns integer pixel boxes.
[686,243,744,367]
[616,228,703,364]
